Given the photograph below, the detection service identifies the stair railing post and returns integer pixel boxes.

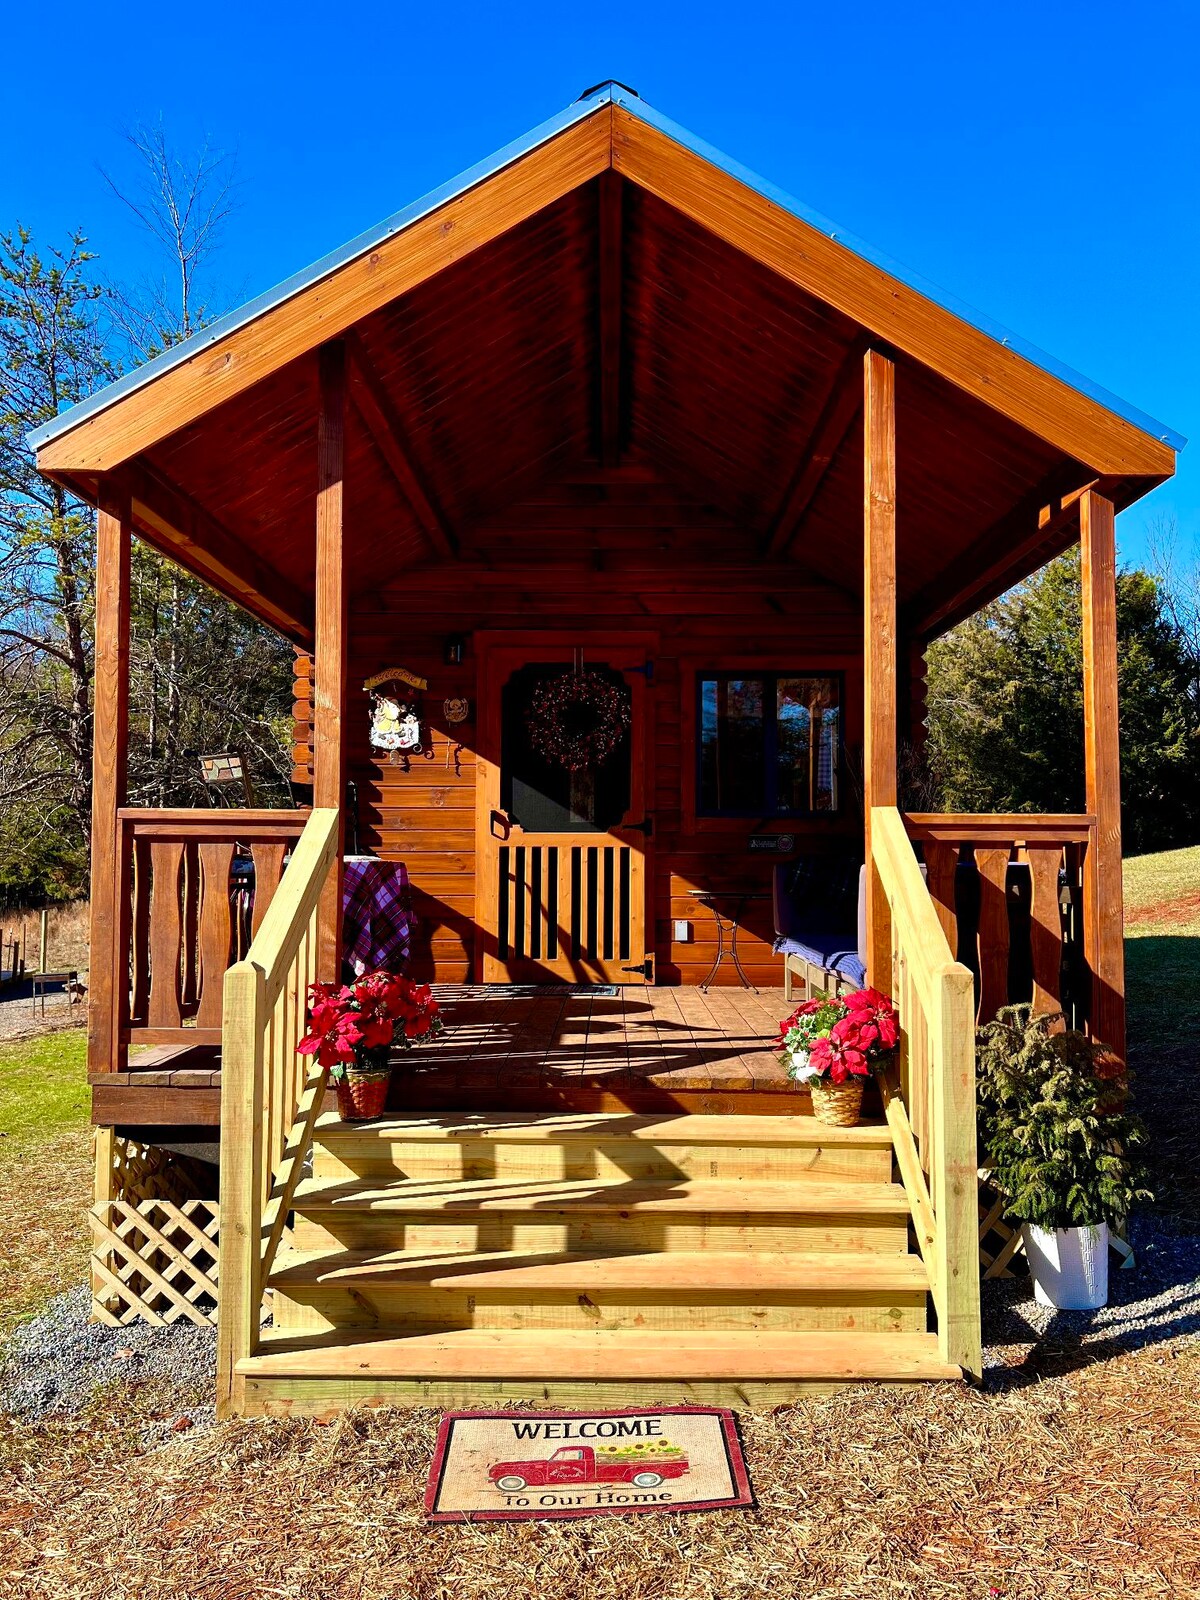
[216,958,267,1418]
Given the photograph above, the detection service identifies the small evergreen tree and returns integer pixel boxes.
[976,1005,1151,1231]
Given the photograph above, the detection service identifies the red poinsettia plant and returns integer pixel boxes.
[297,970,443,1081]
[776,987,900,1085]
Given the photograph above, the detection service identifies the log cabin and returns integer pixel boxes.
[30,83,1182,1418]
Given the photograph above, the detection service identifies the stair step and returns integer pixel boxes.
[313,1111,895,1183]
[315,1112,891,1146]
[268,1245,929,1334]
[289,1174,910,1256]
[293,1175,908,1216]
[239,1327,960,1383]
[271,1247,929,1294]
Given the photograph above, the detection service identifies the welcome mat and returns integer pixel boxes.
[426,1407,753,1522]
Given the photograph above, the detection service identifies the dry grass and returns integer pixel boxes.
[1,1341,1198,1600]
[0,900,89,978]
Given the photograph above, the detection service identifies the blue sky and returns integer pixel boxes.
[6,0,1196,568]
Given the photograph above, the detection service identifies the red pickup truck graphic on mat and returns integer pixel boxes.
[489,1443,691,1492]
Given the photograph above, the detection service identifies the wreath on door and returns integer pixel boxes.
[526,668,631,773]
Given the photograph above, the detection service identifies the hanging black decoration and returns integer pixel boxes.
[526,669,631,773]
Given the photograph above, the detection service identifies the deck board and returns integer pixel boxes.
[414,985,795,1096]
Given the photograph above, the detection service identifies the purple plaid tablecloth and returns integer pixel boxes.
[342,856,414,977]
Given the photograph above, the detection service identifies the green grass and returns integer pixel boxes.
[0,1030,89,1146]
[1124,845,1200,1053]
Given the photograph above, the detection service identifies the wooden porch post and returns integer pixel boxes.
[88,474,132,1075]
[863,349,897,988]
[314,341,348,980]
[1080,488,1126,1056]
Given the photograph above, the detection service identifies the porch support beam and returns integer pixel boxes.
[314,341,348,978]
[88,473,132,1075]
[764,336,867,559]
[863,348,897,988]
[905,468,1108,640]
[598,168,624,468]
[1080,487,1126,1056]
[126,460,315,645]
[346,332,456,561]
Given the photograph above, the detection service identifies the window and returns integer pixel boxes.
[697,672,841,817]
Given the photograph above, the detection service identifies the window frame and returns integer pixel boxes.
[691,666,847,822]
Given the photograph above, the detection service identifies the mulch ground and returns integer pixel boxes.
[2,1340,1199,1600]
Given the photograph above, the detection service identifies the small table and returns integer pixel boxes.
[342,857,414,977]
[687,890,771,992]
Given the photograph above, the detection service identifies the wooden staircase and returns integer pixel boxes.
[236,1111,963,1416]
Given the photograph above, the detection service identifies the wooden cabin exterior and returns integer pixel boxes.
[32,85,1180,1417]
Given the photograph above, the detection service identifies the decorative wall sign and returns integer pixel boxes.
[426,1406,753,1523]
[365,668,428,768]
[363,666,428,693]
[443,697,471,724]
[747,833,796,854]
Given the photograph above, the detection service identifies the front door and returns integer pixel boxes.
[477,640,652,984]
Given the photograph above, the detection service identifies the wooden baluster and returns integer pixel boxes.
[974,847,1011,1024]
[251,843,289,937]
[1026,844,1064,1015]
[196,844,236,1029]
[180,842,200,1014]
[129,834,151,1024]
[560,847,576,965]
[147,841,185,1029]
[923,841,959,960]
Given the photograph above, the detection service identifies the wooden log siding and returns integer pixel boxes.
[118,811,308,1050]
[903,814,1096,1028]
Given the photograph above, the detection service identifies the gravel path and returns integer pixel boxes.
[981,1213,1200,1387]
[0,1283,216,1433]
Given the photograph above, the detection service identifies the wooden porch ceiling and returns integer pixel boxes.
[39,99,1175,645]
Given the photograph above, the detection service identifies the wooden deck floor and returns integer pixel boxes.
[398,985,809,1113]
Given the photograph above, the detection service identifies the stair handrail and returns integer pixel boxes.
[215,806,340,1416]
[871,805,982,1379]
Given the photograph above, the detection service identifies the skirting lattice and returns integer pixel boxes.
[90,1197,219,1326]
[90,1133,220,1327]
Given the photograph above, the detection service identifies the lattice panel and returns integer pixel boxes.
[90,1197,220,1326]
[104,1134,210,1206]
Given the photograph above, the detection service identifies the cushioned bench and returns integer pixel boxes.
[772,855,866,1000]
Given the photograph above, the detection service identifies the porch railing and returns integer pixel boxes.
[215,807,339,1416]
[903,812,1096,1027]
[109,808,309,1058]
[871,805,981,1379]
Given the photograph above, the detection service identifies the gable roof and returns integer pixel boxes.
[31,82,1184,478]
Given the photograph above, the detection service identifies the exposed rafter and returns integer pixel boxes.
[346,333,457,560]
[598,169,624,467]
[125,461,314,645]
[763,337,870,559]
[904,467,1110,639]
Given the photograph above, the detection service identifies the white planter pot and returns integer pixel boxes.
[1022,1223,1109,1310]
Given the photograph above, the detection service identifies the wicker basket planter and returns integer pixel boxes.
[335,1066,392,1122]
[808,1076,865,1127]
